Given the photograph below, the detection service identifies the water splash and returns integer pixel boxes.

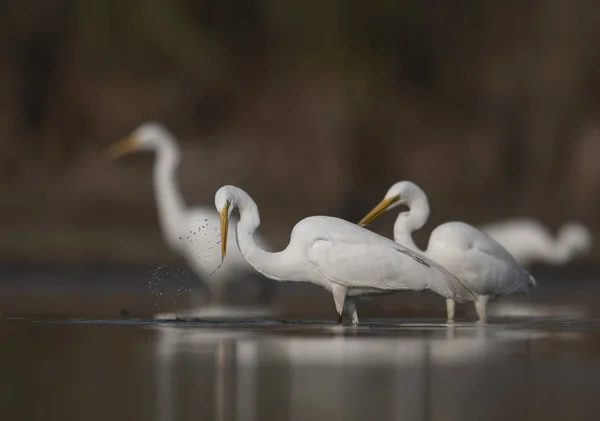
[147,256,198,308]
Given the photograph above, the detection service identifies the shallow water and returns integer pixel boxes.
[2,317,600,421]
[2,265,600,420]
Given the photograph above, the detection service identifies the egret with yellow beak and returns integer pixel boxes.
[109,122,275,311]
[216,185,476,324]
[359,181,536,323]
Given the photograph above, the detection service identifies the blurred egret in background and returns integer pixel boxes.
[110,123,276,315]
[215,185,475,324]
[359,181,535,323]
[480,219,593,268]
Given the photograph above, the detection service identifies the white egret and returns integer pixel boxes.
[358,181,535,323]
[480,218,593,268]
[110,122,275,309]
[215,185,475,324]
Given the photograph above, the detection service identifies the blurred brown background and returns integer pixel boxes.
[3,6,600,421]
[1,0,600,265]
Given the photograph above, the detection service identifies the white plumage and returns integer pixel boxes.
[110,122,274,307]
[480,218,593,268]
[359,181,535,323]
[215,185,475,324]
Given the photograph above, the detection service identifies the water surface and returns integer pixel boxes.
[2,317,600,421]
[2,265,600,420]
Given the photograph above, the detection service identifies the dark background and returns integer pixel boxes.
[3,5,600,421]
[1,0,599,266]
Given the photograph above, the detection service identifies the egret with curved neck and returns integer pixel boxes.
[216,185,475,324]
[109,122,275,309]
[359,181,535,323]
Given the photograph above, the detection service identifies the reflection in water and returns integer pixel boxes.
[151,324,542,421]
[2,319,598,421]
[154,327,257,421]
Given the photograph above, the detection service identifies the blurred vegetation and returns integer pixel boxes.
[1,0,600,263]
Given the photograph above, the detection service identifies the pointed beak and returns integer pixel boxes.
[109,136,140,159]
[220,202,230,259]
[358,196,399,227]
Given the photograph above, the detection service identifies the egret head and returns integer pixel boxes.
[358,181,422,227]
[109,122,175,158]
[215,185,259,260]
[215,186,236,260]
[558,222,593,258]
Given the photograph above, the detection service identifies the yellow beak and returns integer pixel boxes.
[358,196,399,227]
[109,136,140,159]
[220,202,230,259]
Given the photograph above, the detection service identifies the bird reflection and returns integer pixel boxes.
[153,327,257,421]
[150,323,548,421]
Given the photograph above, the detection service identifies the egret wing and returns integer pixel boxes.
[459,246,532,296]
[307,239,475,302]
[425,222,534,297]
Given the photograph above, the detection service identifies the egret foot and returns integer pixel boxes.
[446,298,456,322]
[346,298,359,325]
[475,295,489,324]
[332,284,348,326]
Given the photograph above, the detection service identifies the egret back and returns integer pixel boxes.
[299,216,475,302]
[427,222,534,296]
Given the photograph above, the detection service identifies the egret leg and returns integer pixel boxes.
[475,295,489,324]
[331,284,348,325]
[446,298,455,322]
[346,298,359,325]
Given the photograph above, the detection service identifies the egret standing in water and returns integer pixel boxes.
[215,185,475,324]
[480,218,593,268]
[358,181,535,323]
[110,123,275,312]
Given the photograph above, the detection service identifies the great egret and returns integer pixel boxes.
[358,181,535,323]
[480,218,593,268]
[215,185,475,324]
[110,122,275,309]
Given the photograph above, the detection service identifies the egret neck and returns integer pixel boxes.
[226,188,290,282]
[394,189,430,250]
[153,139,185,248]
